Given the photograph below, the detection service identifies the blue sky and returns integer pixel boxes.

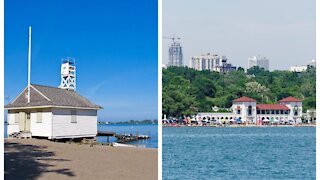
[163,0,315,70]
[5,0,158,121]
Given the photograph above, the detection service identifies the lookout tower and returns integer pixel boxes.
[59,57,76,91]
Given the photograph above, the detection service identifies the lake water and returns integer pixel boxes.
[163,127,315,179]
[97,124,158,148]
[4,124,158,148]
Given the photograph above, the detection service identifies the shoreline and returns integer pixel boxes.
[5,138,157,180]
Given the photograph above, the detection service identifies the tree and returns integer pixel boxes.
[237,67,245,72]
[162,66,315,117]
[247,66,265,75]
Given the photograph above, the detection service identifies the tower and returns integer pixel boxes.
[59,57,76,91]
[168,37,183,67]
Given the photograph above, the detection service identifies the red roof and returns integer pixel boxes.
[233,96,256,102]
[257,104,289,110]
[278,96,301,102]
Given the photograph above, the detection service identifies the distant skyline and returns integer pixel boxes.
[163,0,315,70]
[5,0,158,121]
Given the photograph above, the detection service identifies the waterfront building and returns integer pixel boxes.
[197,96,302,124]
[5,84,102,139]
[189,53,236,73]
[248,56,269,70]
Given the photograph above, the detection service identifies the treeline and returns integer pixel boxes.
[163,66,316,118]
[109,119,157,125]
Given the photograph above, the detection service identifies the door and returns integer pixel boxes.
[19,112,26,132]
[18,112,31,132]
[25,113,31,132]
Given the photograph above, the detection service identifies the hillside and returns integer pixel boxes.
[162,66,316,118]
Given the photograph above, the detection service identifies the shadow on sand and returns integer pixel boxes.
[5,141,75,180]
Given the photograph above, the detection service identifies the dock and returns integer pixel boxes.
[97,131,151,143]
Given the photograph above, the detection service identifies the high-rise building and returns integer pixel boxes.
[168,38,183,67]
[189,53,236,73]
[248,56,269,70]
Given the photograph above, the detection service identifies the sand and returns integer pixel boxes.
[5,138,157,180]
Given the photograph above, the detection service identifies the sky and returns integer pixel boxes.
[5,0,158,122]
[163,0,315,70]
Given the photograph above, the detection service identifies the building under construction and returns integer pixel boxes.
[167,37,183,67]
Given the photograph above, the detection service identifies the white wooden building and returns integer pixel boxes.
[5,84,102,139]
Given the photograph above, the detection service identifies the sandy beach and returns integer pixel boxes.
[5,138,157,180]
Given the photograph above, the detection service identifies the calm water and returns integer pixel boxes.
[163,127,315,180]
[4,124,158,148]
[97,124,158,148]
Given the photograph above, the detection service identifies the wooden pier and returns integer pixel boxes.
[97,131,151,143]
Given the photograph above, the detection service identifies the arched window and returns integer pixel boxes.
[236,106,241,114]
[248,106,252,116]
[294,105,298,116]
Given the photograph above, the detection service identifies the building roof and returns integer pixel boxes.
[5,84,102,110]
[256,104,289,110]
[233,96,256,102]
[278,96,302,102]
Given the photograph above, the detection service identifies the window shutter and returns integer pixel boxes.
[71,110,77,123]
[14,113,19,123]
[37,111,42,123]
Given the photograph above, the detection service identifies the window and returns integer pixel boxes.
[257,110,260,114]
[275,110,279,114]
[14,113,19,123]
[262,110,265,114]
[71,110,77,123]
[237,110,241,114]
[294,106,298,116]
[36,111,42,123]
[248,106,252,116]
[280,110,284,114]
[271,110,275,115]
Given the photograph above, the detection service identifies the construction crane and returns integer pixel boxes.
[163,35,181,43]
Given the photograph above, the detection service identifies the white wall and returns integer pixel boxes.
[30,110,52,138]
[7,112,19,135]
[52,108,97,139]
[232,101,257,123]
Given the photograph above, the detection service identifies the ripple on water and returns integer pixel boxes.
[163,127,315,180]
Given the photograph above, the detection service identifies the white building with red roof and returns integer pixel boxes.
[231,96,256,123]
[197,96,302,124]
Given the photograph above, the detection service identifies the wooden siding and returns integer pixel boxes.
[7,112,19,135]
[30,109,52,137]
[51,108,97,139]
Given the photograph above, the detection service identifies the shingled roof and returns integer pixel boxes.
[5,84,102,109]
